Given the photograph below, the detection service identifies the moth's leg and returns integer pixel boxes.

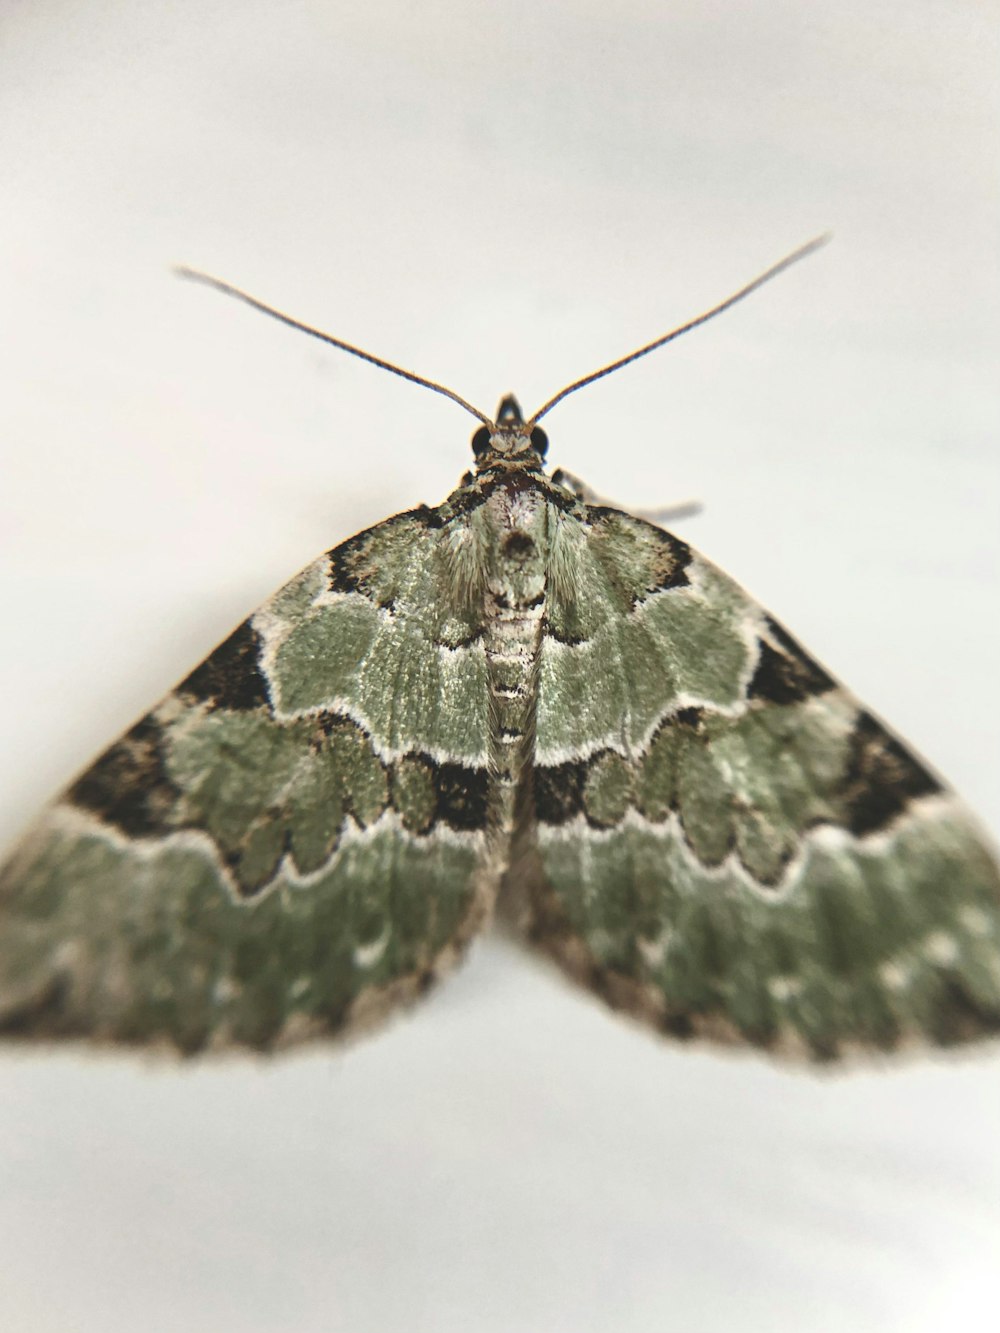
[551,468,702,525]
[549,468,602,502]
[631,499,703,525]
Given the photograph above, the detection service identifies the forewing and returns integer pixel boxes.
[514,505,1000,1060]
[0,506,496,1051]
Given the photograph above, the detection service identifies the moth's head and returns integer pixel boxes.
[470,395,549,469]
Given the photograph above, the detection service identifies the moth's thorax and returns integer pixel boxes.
[483,480,548,604]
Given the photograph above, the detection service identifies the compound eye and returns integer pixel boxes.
[529,425,549,459]
[471,425,492,457]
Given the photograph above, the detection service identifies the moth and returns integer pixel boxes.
[2,240,998,1061]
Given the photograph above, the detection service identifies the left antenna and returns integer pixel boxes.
[175,267,491,426]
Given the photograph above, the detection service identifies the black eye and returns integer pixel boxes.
[471,425,491,457]
[530,426,548,459]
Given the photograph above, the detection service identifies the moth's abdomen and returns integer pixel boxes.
[483,493,547,847]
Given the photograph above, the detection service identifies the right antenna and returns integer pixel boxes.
[528,234,831,425]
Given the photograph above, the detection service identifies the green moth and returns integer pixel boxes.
[2,241,998,1060]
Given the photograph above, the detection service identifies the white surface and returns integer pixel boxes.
[1,3,998,1331]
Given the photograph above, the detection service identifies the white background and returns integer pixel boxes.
[1,4,998,1331]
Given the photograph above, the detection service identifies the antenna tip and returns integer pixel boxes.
[799,232,833,257]
[173,265,212,286]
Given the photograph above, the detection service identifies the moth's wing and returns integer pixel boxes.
[508,504,1000,1060]
[0,505,497,1052]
